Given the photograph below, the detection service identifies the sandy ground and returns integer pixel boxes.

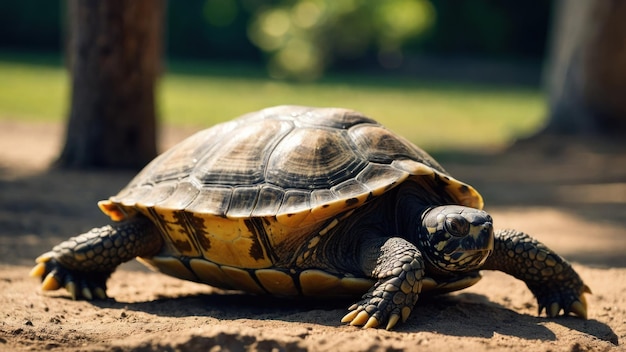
[0,119,625,351]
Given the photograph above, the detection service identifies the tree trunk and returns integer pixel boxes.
[57,0,164,169]
[541,0,626,136]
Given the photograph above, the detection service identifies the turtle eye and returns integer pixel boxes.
[444,215,470,237]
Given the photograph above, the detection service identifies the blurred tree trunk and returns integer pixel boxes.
[57,0,164,169]
[541,0,626,136]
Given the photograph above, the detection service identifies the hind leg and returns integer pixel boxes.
[30,217,162,300]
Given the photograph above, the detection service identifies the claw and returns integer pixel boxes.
[570,300,587,319]
[82,287,93,301]
[350,311,370,326]
[386,314,400,330]
[571,293,588,319]
[29,263,46,278]
[401,306,411,322]
[549,302,560,317]
[41,274,61,291]
[35,252,53,263]
[65,282,78,300]
[341,309,360,323]
[363,317,379,329]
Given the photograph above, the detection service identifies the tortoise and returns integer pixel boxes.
[31,105,590,330]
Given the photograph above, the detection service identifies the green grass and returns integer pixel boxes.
[0,54,546,151]
[0,57,68,121]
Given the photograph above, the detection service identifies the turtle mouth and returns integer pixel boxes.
[443,249,491,270]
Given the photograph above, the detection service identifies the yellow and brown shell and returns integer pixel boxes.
[98,106,483,296]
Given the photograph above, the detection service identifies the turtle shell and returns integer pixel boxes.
[98,105,483,295]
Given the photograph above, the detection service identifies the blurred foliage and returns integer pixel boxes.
[0,1,552,80]
[247,0,435,80]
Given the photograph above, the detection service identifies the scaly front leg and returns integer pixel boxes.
[30,217,162,300]
[341,237,425,330]
[482,229,590,318]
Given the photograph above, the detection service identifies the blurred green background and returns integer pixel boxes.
[0,0,552,151]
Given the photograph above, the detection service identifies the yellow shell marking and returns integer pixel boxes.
[138,256,198,282]
[276,210,311,228]
[189,259,232,288]
[340,277,374,294]
[309,192,369,224]
[140,206,202,257]
[98,200,130,222]
[255,269,299,295]
[139,207,275,269]
[299,269,342,295]
[195,214,273,268]
[220,266,266,294]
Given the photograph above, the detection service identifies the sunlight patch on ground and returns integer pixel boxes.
[556,183,626,204]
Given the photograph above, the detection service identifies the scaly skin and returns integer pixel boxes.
[482,229,590,319]
[341,237,425,330]
[30,217,162,300]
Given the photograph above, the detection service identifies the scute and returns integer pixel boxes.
[288,105,378,129]
[255,269,299,295]
[227,186,261,218]
[355,163,409,197]
[138,256,198,282]
[193,118,293,186]
[277,190,311,217]
[265,127,367,190]
[350,124,445,171]
[220,266,266,294]
[151,181,199,210]
[186,186,232,216]
[123,118,240,188]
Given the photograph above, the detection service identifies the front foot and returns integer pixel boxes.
[528,272,591,319]
[341,238,424,330]
[485,229,591,320]
[30,252,110,300]
[341,272,422,330]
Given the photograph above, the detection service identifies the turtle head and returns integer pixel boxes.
[419,205,494,273]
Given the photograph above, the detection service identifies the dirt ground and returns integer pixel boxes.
[0,119,625,352]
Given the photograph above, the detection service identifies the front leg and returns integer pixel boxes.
[30,217,163,300]
[482,229,590,318]
[341,237,425,330]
